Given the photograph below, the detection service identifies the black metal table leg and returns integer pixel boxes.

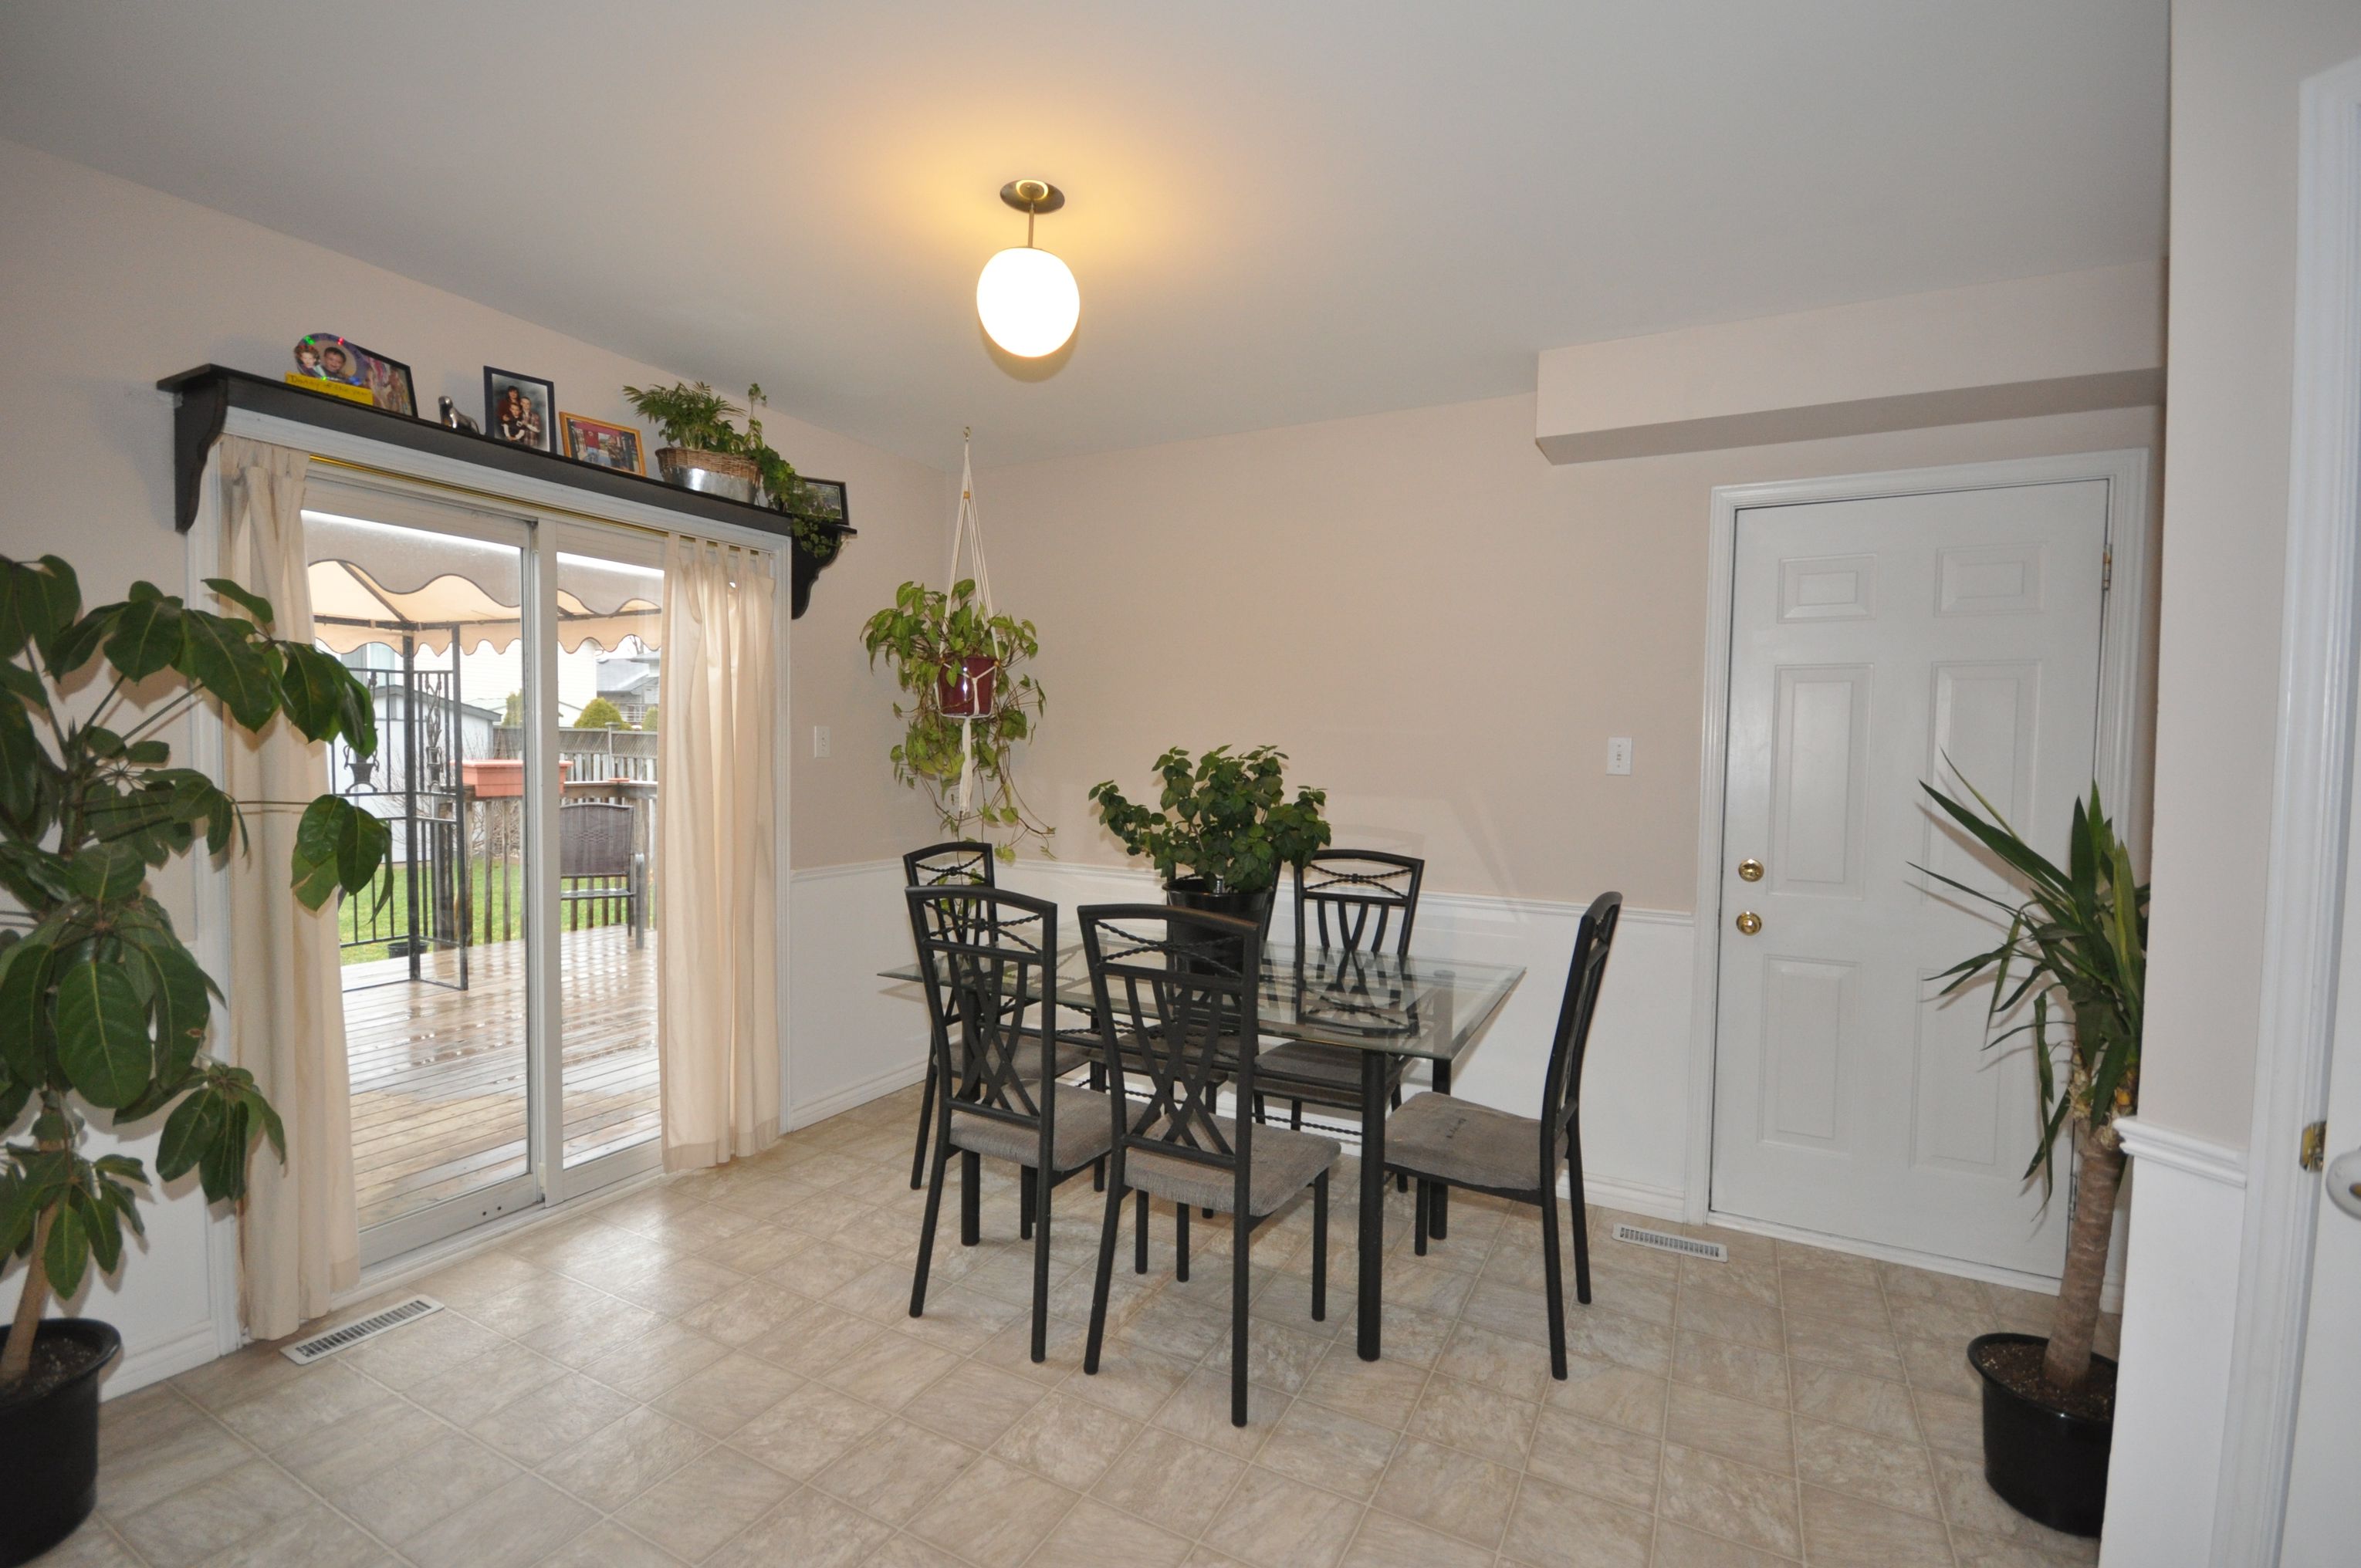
[1357,1049,1386,1360]
[1428,1057,1451,1240]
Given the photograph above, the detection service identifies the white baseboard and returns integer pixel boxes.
[786,1055,929,1131]
[1700,1206,2125,1306]
[104,1320,225,1399]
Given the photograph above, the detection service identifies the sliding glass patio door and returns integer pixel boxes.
[303,478,665,1263]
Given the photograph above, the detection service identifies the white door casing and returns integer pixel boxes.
[1686,451,2152,1284]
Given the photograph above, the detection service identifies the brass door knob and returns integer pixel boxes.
[1735,911,1762,936]
[1737,858,1764,883]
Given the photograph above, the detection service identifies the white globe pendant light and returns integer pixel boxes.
[977,180,1079,357]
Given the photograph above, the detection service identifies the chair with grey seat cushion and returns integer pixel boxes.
[1078,904,1338,1427]
[908,885,1115,1363]
[901,843,1097,1190]
[1384,890,1622,1379]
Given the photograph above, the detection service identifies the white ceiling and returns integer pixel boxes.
[0,2,2167,469]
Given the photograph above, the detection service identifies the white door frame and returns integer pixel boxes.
[1683,448,2155,1247]
[2209,52,2361,1568]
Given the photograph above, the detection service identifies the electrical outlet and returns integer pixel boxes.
[1607,737,1632,775]
[811,725,830,759]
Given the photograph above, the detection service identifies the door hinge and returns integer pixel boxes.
[2302,1120,2327,1171]
[2102,548,2113,592]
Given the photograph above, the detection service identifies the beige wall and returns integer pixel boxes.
[0,137,949,874]
[981,394,2160,912]
[2139,2,2361,1149]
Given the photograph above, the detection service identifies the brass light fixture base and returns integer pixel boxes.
[1000,180,1065,213]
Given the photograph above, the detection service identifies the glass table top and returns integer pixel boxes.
[878,944,1527,1063]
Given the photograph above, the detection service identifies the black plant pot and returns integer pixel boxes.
[1164,878,1275,972]
[0,1318,121,1566]
[1968,1331,2113,1538]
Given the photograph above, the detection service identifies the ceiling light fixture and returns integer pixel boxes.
[976,180,1079,358]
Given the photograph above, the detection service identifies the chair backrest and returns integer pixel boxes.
[903,840,997,890]
[1541,892,1624,1137]
[1294,850,1424,958]
[560,801,634,878]
[907,886,1061,1164]
[1080,904,1263,1214]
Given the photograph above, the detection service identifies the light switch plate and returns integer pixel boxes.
[812,725,830,759]
[1607,737,1632,775]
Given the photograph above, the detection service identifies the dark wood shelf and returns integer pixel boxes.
[159,364,854,617]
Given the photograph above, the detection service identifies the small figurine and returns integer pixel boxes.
[438,397,481,434]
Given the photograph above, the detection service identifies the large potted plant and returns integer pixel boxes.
[861,578,1050,858]
[623,382,845,613]
[1087,745,1332,935]
[0,556,387,1565]
[1918,777,2143,1539]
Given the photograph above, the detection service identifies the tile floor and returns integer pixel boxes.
[54,1085,2118,1567]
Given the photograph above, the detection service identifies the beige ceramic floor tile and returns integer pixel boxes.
[614,1445,800,1563]
[1787,1362,1922,1441]
[1298,1343,1429,1429]
[1202,1465,1365,1568]
[1913,1386,1984,1457]
[1647,1519,1799,1566]
[533,1520,683,1568]
[1064,1337,1200,1419]
[730,1380,890,1479]
[1499,1472,1655,1568]
[1670,1331,1791,1410]
[706,1485,896,1568]
[1405,1373,1539,1467]
[1664,1384,1794,1474]
[906,1454,1080,1568]
[116,1455,318,1568]
[320,1431,518,1545]
[651,1350,806,1436]
[811,1418,983,1525]
[990,1388,1143,1490]
[188,1496,391,1568]
[1782,1313,1906,1383]
[465,1370,638,1465]
[1797,1484,1953,1567]
[39,1523,150,1568]
[858,1532,974,1568]
[901,1358,1049,1445]
[1152,1364,1288,1455]
[575,1319,732,1402]
[1253,1398,1401,1502]
[212,1363,387,1451]
[340,1308,508,1391]
[401,1343,568,1428]
[402,1472,598,1568]
[1657,1444,1802,1559]
[1794,1415,1943,1519]
[1092,1428,1249,1537]
[1030,1496,1194,1568]
[1338,1509,1495,1568]
[742,1300,884,1376]
[1545,1353,1669,1435]
[1370,1435,1520,1549]
[1530,1407,1663,1510]
[1675,1287,1785,1351]
[538,1404,712,1512]
[821,1329,964,1409]
[1930,1448,2101,1560]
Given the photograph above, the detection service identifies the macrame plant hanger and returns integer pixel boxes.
[944,428,1003,819]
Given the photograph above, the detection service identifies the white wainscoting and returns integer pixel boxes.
[790,857,1700,1218]
[2099,1117,2248,1568]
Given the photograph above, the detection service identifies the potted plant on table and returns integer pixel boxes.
[1917,776,2144,1539]
[0,556,387,1565]
[1088,745,1332,934]
[861,578,1050,859]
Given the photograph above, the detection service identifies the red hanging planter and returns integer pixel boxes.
[936,654,1000,718]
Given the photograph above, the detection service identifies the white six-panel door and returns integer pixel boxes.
[1710,478,2110,1275]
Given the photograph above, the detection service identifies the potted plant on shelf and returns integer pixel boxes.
[623,382,846,610]
[1917,776,2144,1539]
[1088,745,1332,934]
[861,578,1050,858]
[0,556,387,1565]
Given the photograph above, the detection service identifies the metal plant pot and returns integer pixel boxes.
[0,1319,121,1566]
[1967,1331,2113,1538]
[655,447,761,505]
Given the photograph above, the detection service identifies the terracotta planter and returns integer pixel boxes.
[937,656,1000,718]
[0,1318,121,1565]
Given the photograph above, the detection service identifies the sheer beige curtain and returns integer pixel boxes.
[216,434,359,1337]
[657,536,780,1169]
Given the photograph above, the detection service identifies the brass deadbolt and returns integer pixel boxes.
[1737,858,1764,883]
[1735,911,1762,936]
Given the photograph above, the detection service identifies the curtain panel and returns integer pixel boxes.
[216,434,360,1337]
[657,536,780,1169]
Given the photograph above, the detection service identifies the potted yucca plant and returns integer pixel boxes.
[1917,776,2144,1539]
[0,555,387,1564]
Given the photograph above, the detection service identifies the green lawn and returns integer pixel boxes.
[340,860,644,964]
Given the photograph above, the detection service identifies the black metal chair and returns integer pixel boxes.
[1384,890,1622,1379]
[1078,905,1338,1427]
[907,886,1115,1363]
[558,801,644,946]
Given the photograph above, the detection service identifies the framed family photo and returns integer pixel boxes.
[559,412,647,474]
[784,475,851,526]
[291,333,416,416]
[483,367,556,451]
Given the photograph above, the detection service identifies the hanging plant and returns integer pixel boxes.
[861,578,1050,858]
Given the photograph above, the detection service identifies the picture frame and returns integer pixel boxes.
[558,411,647,475]
[291,333,416,417]
[783,475,851,527]
[483,367,556,452]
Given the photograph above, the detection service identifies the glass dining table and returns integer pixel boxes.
[878,941,1527,1361]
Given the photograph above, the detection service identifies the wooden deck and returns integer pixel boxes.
[343,925,658,1230]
